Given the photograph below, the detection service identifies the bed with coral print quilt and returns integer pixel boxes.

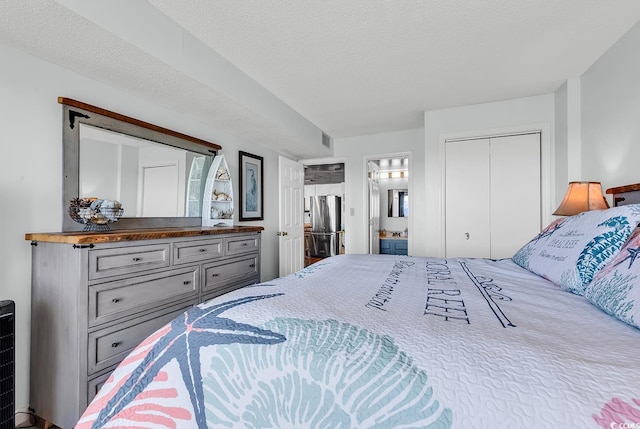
[77,254,640,429]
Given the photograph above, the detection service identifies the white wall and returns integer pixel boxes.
[581,21,640,196]
[0,44,285,415]
[554,77,583,206]
[79,139,120,200]
[424,94,556,257]
[333,128,425,255]
[120,145,140,214]
[554,81,569,201]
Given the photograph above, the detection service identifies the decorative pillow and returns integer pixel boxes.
[584,228,640,329]
[512,204,640,295]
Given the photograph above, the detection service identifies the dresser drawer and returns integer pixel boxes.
[225,235,259,256]
[203,255,258,292]
[201,277,258,303]
[89,266,199,327]
[89,244,171,280]
[174,238,223,265]
[88,300,196,374]
[87,371,111,404]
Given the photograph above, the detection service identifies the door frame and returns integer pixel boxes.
[363,151,414,255]
[439,123,552,257]
[367,160,380,254]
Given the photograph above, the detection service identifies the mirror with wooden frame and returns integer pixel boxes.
[60,98,221,231]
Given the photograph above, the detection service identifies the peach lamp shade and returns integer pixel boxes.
[553,181,610,216]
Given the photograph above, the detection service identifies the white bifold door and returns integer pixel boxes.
[445,133,541,259]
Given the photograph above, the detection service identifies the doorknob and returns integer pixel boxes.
[277,231,288,236]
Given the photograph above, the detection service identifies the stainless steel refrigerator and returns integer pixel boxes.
[310,195,341,258]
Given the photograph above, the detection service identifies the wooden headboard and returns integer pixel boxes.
[606,183,640,206]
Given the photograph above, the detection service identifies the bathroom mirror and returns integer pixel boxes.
[61,98,220,231]
[388,189,409,218]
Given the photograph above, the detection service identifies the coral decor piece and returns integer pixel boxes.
[69,198,123,231]
[215,167,230,180]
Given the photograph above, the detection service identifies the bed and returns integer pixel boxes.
[77,206,640,429]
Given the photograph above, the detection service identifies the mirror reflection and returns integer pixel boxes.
[388,189,409,217]
[79,124,212,218]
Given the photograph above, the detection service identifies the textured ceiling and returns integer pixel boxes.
[2,1,640,157]
[147,0,640,137]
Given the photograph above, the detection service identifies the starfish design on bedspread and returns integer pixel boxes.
[614,246,640,269]
[91,294,286,429]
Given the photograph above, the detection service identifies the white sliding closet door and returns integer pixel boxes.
[445,133,541,259]
[445,139,491,257]
[490,134,540,258]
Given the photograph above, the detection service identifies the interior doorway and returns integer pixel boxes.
[365,153,411,255]
[302,160,346,265]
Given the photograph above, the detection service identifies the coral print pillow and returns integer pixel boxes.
[585,228,640,329]
[512,204,640,295]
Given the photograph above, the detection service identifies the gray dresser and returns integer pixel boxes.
[26,227,263,429]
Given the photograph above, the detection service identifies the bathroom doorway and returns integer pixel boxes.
[365,153,411,255]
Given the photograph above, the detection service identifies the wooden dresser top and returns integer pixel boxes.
[25,225,264,245]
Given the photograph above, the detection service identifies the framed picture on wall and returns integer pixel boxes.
[239,151,264,221]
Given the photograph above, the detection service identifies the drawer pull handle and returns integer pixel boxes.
[199,248,206,252]
[132,257,141,262]
[111,342,120,348]
[112,298,120,303]
[242,243,248,247]
[249,264,256,268]
[183,280,191,285]
[212,273,219,277]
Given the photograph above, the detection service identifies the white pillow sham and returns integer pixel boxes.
[512,204,640,295]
